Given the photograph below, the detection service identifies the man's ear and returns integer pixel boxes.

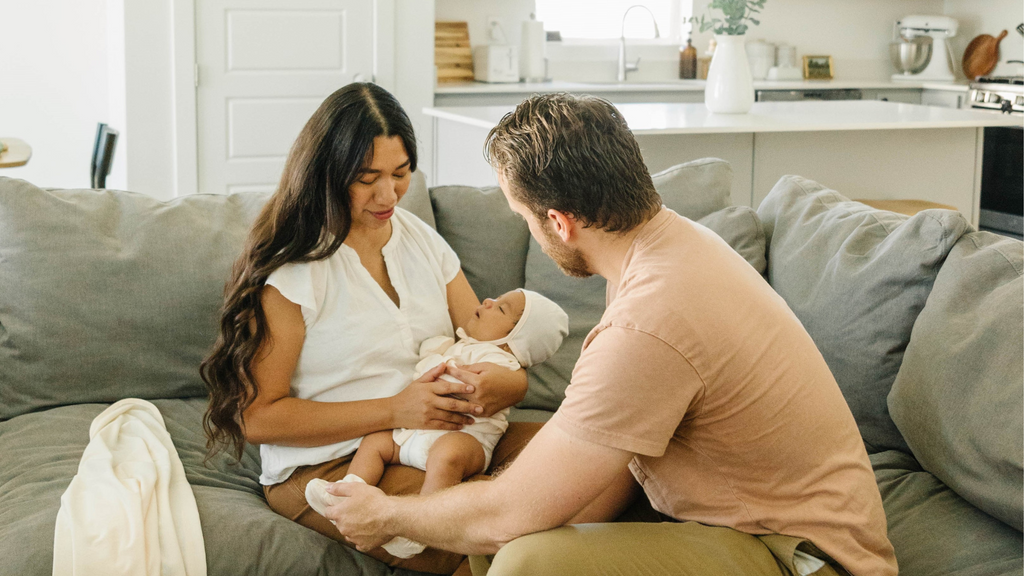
[547,209,576,243]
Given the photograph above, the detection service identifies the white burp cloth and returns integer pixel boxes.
[304,475,427,559]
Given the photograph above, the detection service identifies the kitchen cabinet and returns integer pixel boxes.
[435,80,927,108]
[921,89,967,109]
[425,100,1023,226]
[862,89,923,104]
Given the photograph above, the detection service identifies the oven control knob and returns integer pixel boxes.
[1016,95,1024,107]
[974,91,987,102]
[987,93,1003,103]
[1001,100,1014,113]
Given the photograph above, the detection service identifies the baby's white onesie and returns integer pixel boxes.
[392,335,520,471]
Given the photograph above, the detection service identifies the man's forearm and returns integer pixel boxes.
[387,477,533,555]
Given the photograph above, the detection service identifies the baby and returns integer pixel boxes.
[305,288,569,558]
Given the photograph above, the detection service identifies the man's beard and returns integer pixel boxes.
[540,223,592,278]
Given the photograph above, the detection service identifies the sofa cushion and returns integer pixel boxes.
[888,231,1024,531]
[0,178,273,420]
[397,170,435,229]
[871,450,1023,576]
[521,237,608,411]
[0,400,399,576]
[757,176,970,453]
[697,205,768,276]
[651,157,733,221]
[519,158,735,412]
[430,185,532,300]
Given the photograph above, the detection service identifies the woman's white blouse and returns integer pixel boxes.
[259,208,460,485]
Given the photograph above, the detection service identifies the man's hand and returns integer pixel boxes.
[324,481,396,552]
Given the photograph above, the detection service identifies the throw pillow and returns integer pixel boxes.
[888,231,1023,531]
[757,175,970,453]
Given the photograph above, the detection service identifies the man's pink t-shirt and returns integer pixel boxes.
[549,208,897,576]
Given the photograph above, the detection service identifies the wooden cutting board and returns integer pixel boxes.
[435,21,474,84]
[962,30,1008,79]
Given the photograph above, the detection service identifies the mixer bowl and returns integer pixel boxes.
[890,36,933,75]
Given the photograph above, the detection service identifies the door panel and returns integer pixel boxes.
[196,0,374,195]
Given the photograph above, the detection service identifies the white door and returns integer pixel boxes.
[196,0,379,195]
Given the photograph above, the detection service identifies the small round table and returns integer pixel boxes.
[0,138,32,168]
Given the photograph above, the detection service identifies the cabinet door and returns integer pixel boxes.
[867,89,922,104]
[196,0,377,195]
[921,89,965,109]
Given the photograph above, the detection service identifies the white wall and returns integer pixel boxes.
[691,0,946,80]
[0,0,126,190]
[436,0,536,50]
[395,0,437,184]
[121,0,177,200]
[438,0,1024,82]
[943,0,1023,79]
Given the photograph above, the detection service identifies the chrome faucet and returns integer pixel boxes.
[618,5,661,82]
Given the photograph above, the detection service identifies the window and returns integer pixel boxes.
[535,0,692,41]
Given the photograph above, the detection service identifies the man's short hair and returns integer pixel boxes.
[484,93,661,233]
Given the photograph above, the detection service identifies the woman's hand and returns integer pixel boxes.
[387,363,483,430]
[445,364,528,417]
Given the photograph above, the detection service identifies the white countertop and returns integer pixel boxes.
[425,100,1022,135]
[435,79,972,95]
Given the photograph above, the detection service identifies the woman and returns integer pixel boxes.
[200,83,536,574]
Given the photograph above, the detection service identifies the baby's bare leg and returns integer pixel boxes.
[420,432,486,495]
[347,430,400,486]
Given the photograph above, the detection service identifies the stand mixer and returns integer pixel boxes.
[891,15,958,82]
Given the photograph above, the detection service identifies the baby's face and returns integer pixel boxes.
[463,291,526,342]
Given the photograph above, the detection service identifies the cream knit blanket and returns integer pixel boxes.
[53,398,206,576]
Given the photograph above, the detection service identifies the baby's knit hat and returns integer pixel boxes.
[459,289,569,367]
[505,289,569,367]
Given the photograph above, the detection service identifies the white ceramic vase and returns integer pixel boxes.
[704,34,755,114]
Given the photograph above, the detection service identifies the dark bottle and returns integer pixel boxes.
[679,34,697,79]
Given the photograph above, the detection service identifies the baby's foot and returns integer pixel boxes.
[382,536,427,559]
[304,474,365,518]
[304,475,427,559]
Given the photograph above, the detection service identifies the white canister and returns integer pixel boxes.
[776,44,797,69]
[745,40,775,80]
[705,34,755,114]
[520,19,546,81]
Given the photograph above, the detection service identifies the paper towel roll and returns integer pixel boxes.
[520,19,546,81]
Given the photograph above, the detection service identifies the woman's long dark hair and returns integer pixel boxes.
[200,83,417,461]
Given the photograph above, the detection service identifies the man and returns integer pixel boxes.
[326,94,897,576]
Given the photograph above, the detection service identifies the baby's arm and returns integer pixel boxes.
[418,335,455,359]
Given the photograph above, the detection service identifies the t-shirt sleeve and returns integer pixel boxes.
[265,260,326,326]
[551,326,705,457]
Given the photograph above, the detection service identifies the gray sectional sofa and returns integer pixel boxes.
[1,158,1020,576]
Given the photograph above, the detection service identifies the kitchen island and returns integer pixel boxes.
[425,100,1022,226]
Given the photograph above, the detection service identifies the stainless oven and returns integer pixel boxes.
[970,77,1024,239]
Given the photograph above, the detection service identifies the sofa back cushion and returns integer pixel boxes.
[888,231,1023,531]
[518,158,739,411]
[429,185,531,300]
[0,178,271,419]
[872,450,1023,576]
[757,175,970,453]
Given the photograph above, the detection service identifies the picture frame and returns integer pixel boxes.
[803,55,834,80]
